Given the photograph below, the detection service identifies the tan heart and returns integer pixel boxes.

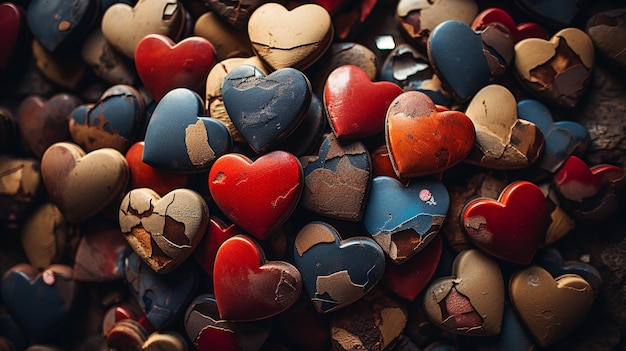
[119,188,208,274]
[142,331,187,351]
[464,84,544,169]
[101,0,185,59]
[509,266,593,347]
[248,3,333,70]
[423,249,504,336]
[41,142,129,224]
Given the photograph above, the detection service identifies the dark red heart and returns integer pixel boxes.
[472,7,548,43]
[125,141,188,196]
[0,3,26,69]
[193,216,242,278]
[554,155,625,202]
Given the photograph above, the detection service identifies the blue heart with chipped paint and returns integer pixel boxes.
[363,176,449,264]
[518,99,588,173]
[143,88,232,172]
[222,64,311,154]
[292,221,385,314]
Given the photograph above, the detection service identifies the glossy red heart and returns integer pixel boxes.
[462,181,547,265]
[193,216,242,278]
[471,8,548,43]
[213,235,302,321]
[125,141,188,196]
[208,151,303,241]
[324,65,403,139]
[554,155,625,202]
[0,3,25,69]
[385,91,475,177]
[135,34,216,101]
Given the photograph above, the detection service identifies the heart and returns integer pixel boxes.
[135,34,216,102]
[299,133,371,221]
[272,93,327,157]
[248,2,333,70]
[516,0,581,26]
[143,88,232,172]
[17,93,82,158]
[423,249,504,336]
[125,141,189,196]
[103,303,155,336]
[208,150,303,241]
[119,188,209,274]
[380,234,442,301]
[202,0,264,29]
[364,176,450,264]
[509,266,593,347]
[517,98,588,173]
[324,65,403,139]
[514,28,595,109]
[428,20,514,102]
[1,264,77,342]
[462,180,547,265]
[21,203,68,270]
[142,331,186,351]
[193,216,241,278]
[40,142,129,224]
[471,7,548,43]
[385,91,475,177]
[0,3,26,69]
[293,221,386,313]
[101,0,185,58]
[81,28,137,85]
[586,9,626,72]
[0,156,42,230]
[464,84,545,169]
[213,235,302,321]
[370,144,409,185]
[194,12,255,62]
[184,294,271,351]
[73,219,127,282]
[106,319,148,351]
[222,64,312,154]
[69,84,145,153]
[31,39,86,90]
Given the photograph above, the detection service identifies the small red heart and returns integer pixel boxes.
[213,235,302,321]
[472,8,548,43]
[324,65,403,139]
[135,34,217,101]
[0,3,26,69]
[554,155,625,202]
[125,141,188,196]
[193,216,242,278]
[208,151,303,241]
[462,181,547,265]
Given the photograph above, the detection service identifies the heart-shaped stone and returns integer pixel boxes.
[21,203,69,270]
[119,188,209,274]
[208,150,303,241]
[125,141,189,196]
[471,7,548,43]
[101,0,185,58]
[324,65,403,139]
[462,181,547,265]
[517,98,588,173]
[203,0,265,29]
[0,156,42,230]
[194,11,255,62]
[385,91,475,177]
[299,133,371,221]
[428,20,514,102]
[464,84,545,169]
[40,142,129,224]
[213,235,302,321]
[69,84,145,153]
[143,88,232,172]
[293,221,386,313]
[364,176,449,264]
[73,219,127,282]
[514,28,595,109]
[142,331,186,351]
[135,34,216,102]
[0,3,26,69]
[222,64,311,154]
[193,216,241,278]
[248,2,333,70]
[516,0,581,26]
[81,28,137,85]
[509,266,593,347]
[423,249,504,336]
[586,9,626,72]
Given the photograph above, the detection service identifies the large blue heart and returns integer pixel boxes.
[517,99,588,173]
[363,176,449,264]
[143,88,232,172]
[292,221,385,314]
[222,64,311,154]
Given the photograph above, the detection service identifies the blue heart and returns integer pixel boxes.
[533,247,602,299]
[363,176,449,264]
[518,99,588,172]
[143,88,232,172]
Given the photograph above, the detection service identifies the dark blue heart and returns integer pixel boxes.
[272,93,326,157]
[222,64,312,154]
[516,0,580,26]
[143,88,232,172]
[533,247,602,299]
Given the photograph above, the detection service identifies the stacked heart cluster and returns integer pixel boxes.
[1,0,625,350]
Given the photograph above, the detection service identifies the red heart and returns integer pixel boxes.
[208,151,303,241]
[554,155,625,202]
[472,8,548,43]
[385,91,475,177]
[324,65,402,139]
[193,216,242,278]
[462,181,547,265]
[135,34,216,101]
[125,141,188,196]
[314,0,349,13]
[213,235,302,321]
[0,3,25,68]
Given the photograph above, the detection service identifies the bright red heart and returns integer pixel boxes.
[213,235,302,321]
[554,155,625,203]
[125,141,188,196]
[462,181,547,265]
[193,216,242,278]
[135,34,216,101]
[324,65,403,139]
[471,8,548,43]
[0,3,25,68]
[208,151,303,241]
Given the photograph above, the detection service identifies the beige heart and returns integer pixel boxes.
[142,331,187,351]
[423,249,504,336]
[397,0,478,40]
[101,0,185,58]
[464,84,544,169]
[510,266,593,347]
[41,142,129,224]
[248,3,333,70]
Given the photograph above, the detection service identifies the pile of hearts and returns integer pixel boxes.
[1,0,625,351]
